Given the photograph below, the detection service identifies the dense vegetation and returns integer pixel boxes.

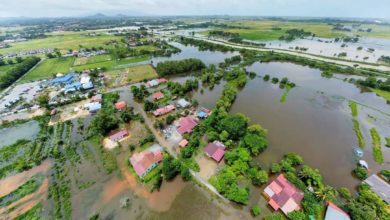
[156,58,206,76]
[0,56,40,90]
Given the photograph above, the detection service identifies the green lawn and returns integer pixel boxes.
[19,57,75,83]
[86,54,112,64]
[73,55,150,71]
[371,88,390,101]
[0,31,122,54]
[105,64,158,87]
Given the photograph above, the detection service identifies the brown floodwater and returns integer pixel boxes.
[226,62,390,190]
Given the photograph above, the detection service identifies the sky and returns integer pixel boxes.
[0,0,389,19]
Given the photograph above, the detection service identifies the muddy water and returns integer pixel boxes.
[222,61,390,190]
[150,42,240,66]
[0,120,39,148]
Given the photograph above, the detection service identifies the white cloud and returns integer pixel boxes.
[0,0,388,18]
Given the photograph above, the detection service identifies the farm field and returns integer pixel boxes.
[18,57,75,83]
[73,54,112,66]
[72,55,150,71]
[0,31,122,54]
[105,64,158,87]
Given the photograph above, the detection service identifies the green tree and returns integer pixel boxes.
[251,205,261,216]
[217,113,248,140]
[36,94,49,108]
[287,210,306,220]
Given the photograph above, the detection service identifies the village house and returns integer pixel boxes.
[176,98,191,108]
[364,174,390,204]
[152,91,165,100]
[178,139,188,148]
[91,94,102,102]
[204,141,226,162]
[324,202,351,220]
[83,102,101,113]
[48,73,76,86]
[146,78,168,88]
[176,116,198,134]
[130,144,163,178]
[115,101,127,111]
[153,104,175,116]
[263,174,304,215]
[109,129,129,142]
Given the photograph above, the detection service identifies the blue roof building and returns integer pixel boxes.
[197,111,208,118]
[64,82,81,93]
[82,81,94,90]
[49,73,75,85]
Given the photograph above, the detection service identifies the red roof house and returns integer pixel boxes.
[130,145,163,178]
[179,139,188,148]
[91,94,102,102]
[152,91,165,100]
[204,141,226,162]
[109,129,129,142]
[176,116,198,135]
[158,78,167,84]
[153,104,175,116]
[115,101,127,111]
[263,174,304,215]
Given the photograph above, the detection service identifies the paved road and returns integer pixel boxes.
[177,35,390,72]
[133,102,228,202]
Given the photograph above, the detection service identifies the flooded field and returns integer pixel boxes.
[248,37,390,63]
[0,120,39,148]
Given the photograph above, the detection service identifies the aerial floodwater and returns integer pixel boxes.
[1,3,390,219]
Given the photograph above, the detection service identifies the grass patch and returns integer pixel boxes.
[280,85,292,103]
[19,57,75,83]
[370,127,384,164]
[352,119,365,148]
[0,31,122,54]
[0,139,30,163]
[0,64,18,77]
[105,64,157,88]
[370,88,390,101]
[72,55,149,71]
[14,202,42,220]
[349,101,358,117]
[73,57,88,66]
[88,136,118,174]
[86,54,112,64]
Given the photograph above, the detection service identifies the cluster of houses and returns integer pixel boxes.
[45,72,94,93]
[0,48,53,59]
[65,49,107,58]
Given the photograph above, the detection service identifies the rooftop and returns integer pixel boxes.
[324,202,350,220]
[115,101,127,110]
[264,174,304,215]
[153,104,175,116]
[204,141,226,162]
[130,145,163,177]
[109,129,129,142]
[152,91,165,100]
[177,116,198,134]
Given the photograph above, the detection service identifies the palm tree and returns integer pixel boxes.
[315,185,338,201]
